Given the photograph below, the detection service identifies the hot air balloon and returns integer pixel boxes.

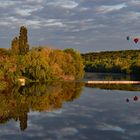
[134,37,139,44]
[126,36,139,45]
[134,96,138,101]
[126,98,129,102]
[126,36,130,40]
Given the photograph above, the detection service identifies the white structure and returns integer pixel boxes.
[18,78,25,86]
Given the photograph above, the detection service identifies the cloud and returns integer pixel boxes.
[25,0,44,3]
[78,7,90,12]
[96,3,127,14]
[0,21,10,26]
[47,0,79,9]
[14,6,43,17]
[0,16,67,29]
[120,11,140,24]
[15,8,34,17]
[129,0,140,6]
[61,18,107,33]
[122,116,140,125]
[0,0,20,8]
[28,121,44,131]
[70,24,107,33]
[43,22,65,27]
[48,127,79,138]
[96,123,125,133]
[0,0,140,51]
[128,12,140,20]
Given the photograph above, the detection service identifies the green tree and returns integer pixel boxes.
[23,49,52,81]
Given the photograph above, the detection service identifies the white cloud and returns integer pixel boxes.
[44,22,65,27]
[14,6,43,17]
[39,19,66,28]
[96,3,127,14]
[0,0,20,8]
[0,21,11,26]
[8,16,19,22]
[47,0,79,9]
[78,7,90,12]
[120,11,140,24]
[72,25,106,32]
[48,127,79,138]
[0,16,66,29]
[97,123,125,133]
[26,20,41,26]
[63,18,106,33]
[129,0,140,6]
[25,0,44,3]
[127,12,140,20]
[0,16,41,29]
[15,8,33,16]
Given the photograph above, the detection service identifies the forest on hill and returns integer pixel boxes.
[82,50,140,75]
[0,26,84,90]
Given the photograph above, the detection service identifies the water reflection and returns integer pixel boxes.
[86,84,140,91]
[84,72,140,81]
[0,82,84,131]
[85,72,140,91]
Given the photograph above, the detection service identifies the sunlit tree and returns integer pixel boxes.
[19,26,29,55]
[11,37,19,54]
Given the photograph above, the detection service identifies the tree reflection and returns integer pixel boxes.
[0,82,84,131]
[85,83,140,91]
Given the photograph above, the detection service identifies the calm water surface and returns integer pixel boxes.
[0,73,140,140]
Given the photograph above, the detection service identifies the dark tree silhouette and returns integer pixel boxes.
[19,112,28,131]
[19,26,29,55]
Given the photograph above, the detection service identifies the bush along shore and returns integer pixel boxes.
[0,26,84,90]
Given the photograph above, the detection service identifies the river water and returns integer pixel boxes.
[0,73,140,140]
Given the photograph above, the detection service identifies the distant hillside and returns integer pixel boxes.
[82,50,140,74]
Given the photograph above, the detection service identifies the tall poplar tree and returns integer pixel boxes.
[19,26,29,55]
[11,26,29,55]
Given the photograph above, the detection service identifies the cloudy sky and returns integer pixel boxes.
[0,0,140,52]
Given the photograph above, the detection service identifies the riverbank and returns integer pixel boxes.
[86,80,140,84]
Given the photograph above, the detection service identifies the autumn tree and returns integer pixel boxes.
[11,26,29,55]
[21,47,84,81]
[64,48,84,79]
[19,26,29,55]
[22,48,52,81]
[11,37,19,54]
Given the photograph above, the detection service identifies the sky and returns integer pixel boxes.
[0,0,140,53]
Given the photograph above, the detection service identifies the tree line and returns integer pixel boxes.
[82,50,140,75]
[0,26,84,89]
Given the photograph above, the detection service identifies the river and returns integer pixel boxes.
[0,73,140,140]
